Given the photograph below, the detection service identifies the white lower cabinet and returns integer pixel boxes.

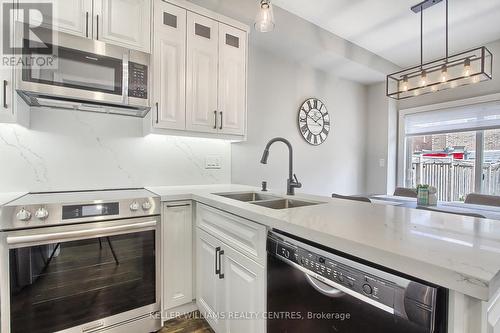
[196,228,225,332]
[196,204,266,333]
[162,202,193,313]
[220,243,266,333]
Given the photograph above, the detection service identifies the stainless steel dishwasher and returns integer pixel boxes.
[267,230,448,333]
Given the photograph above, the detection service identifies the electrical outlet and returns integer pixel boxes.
[205,156,222,169]
[379,158,386,168]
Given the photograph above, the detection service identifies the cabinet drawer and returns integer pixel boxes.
[196,204,266,265]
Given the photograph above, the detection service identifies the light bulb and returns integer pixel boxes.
[254,0,275,33]
[420,70,427,87]
[401,76,409,92]
[463,58,471,77]
[441,65,448,83]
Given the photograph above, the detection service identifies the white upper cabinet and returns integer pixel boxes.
[186,12,219,134]
[153,0,186,130]
[149,0,248,138]
[94,0,152,52]
[218,24,246,135]
[0,69,14,123]
[49,0,93,38]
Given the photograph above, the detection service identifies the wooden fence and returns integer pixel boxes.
[410,157,500,201]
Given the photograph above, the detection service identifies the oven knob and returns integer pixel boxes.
[362,284,373,295]
[16,208,32,221]
[130,201,139,211]
[35,207,49,220]
[338,275,345,283]
[142,201,152,210]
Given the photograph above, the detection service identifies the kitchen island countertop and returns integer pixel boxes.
[147,184,500,302]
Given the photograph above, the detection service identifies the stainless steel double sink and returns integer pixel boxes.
[215,192,324,210]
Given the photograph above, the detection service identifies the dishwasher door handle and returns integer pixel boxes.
[304,273,344,298]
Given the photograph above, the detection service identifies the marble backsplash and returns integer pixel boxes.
[0,108,231,192]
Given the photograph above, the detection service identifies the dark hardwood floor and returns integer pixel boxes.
[161,311,214,333]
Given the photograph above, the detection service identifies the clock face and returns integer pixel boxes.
[298,98,330,146]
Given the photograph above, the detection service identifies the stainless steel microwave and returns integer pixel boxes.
[16,25,150,117]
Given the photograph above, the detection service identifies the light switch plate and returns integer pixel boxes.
[205,156,222,169]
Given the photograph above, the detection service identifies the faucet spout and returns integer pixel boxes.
[260,137,302,195]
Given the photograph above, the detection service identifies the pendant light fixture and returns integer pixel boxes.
[386,0,493,100]
[254,0,275,33]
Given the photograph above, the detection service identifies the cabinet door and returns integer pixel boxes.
[186,12,218,134]
[153,0,186,130]
[217,24,247,135]
[50,0,92,38]
[162,202,193,311]
[94,0,151,52]
[220,245,266,333]
[0,1,14,123]
[196,228,224,332]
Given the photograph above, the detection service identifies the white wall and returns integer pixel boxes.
[231,46,368,196]
[365,83,398,195]
[0,108,231,192]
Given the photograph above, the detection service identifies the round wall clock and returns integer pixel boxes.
[298,98,330,146]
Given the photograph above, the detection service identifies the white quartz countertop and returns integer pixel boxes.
[147,184,500,301]
[0,192,27,206]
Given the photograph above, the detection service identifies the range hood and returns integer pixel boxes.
[18,92,151,118]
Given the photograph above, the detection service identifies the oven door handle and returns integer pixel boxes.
[304,273,344,298]
[7,220,157,245]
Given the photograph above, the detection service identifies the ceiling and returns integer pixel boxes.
[273,0,500,68]
[188,0,399,84]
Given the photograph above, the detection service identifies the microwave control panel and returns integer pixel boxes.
[129,62,148,99]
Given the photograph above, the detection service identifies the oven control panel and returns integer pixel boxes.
[128,62,148,99]
[2,196,160,231]
[273,239,397,308]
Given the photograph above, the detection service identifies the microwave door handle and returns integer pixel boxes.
[6,220,157,246]
[122,53,129,105]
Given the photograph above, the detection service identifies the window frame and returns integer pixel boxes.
[397,93,500,196]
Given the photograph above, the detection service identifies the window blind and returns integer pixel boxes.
[404,100,500,136]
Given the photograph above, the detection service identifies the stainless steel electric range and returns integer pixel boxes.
[0,188,162,333]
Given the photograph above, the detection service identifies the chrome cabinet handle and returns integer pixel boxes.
[156,102,159,124]
[219,111,223,130]
[213,110,217,129]
[85,12,89,37]
[215,246,221,275]
[3,80,7,109]
[166,203,190,208]
[96,14,99,40]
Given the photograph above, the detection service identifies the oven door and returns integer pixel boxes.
[0,216,161,333]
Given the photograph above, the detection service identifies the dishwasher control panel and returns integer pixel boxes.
[274,240,395,306]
